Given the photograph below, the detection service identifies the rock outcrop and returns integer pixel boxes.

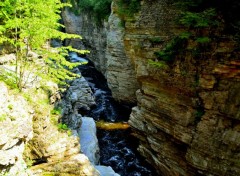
[62,5,139,104]
[0,82,33,176]
[79,117,120,176]
[62,0,240,175]
[124,0,240,175]
[61,9,107,74]
[59,69,120,176]
[0,63,99,175]
[106,2,140,103]
[79,117,100,165]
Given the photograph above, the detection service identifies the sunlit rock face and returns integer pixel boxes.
[61,8,107,75]
[0,55,99,175]
[0,82,33,176]
[62,0,240,175]
[106,2,140,104]
[62,5,140,104]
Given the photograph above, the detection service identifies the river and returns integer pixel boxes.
[69,52,157,176]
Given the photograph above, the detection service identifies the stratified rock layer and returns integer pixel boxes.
[62,0,240,175]
[62,6,139,104]
[125,0,240,175]
[106,2,140,103]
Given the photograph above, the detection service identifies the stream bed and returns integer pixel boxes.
[70,53,157,176]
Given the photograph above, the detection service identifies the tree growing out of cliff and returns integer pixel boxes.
[0,0,88,90]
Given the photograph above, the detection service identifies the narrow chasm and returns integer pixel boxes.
[71,53,157,176]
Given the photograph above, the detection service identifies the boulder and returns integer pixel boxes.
[79,117,100,165]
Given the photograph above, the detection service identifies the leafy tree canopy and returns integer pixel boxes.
[0,0,88,90]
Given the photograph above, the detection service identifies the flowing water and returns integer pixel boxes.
[69,53,157,176]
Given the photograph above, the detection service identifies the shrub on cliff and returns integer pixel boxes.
[74,0,112,23]
[0,0,88,91]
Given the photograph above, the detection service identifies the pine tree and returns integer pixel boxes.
[0,0,88,90]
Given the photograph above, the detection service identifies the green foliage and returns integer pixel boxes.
[66,0,81,15]
[149,37,164,44]
[0,0,87,91]
[25,158,34,168]
[150,0,221,69]
[57,123,69,130]
[7,104,13,110]
[0,114,7,121]
[194,106,205,123]
[77,0,112,23]
[117,0,141,17]
[116,0,141,27]
[148,59,168,69]
[179,32,192,39]
[57,123,72,136]
[154,51,172,62]
[195,36,211,44]
[0,68,18,90]
[51,107,62,115]
[154,36,187,63]
[179,8,219,28]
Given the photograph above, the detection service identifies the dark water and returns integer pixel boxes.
[70,53,157,176]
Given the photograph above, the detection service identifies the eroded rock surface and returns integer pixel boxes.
[106,3,140,103]
[79,117,100,165]
[125,0,240,175]
[62,5,139,104]
[0,82,33,176]
[62,0,240,175]
[0,72,99,175]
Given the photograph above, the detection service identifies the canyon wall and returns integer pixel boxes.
[62,0,240,175]
[0,79,99,176]
[62,9,107,74]
[124,0,240,176]
[62,6,139,104]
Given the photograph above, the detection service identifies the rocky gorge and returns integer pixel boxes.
[62,0,240,175]
[0,0,240,175]
[0,54,119,175]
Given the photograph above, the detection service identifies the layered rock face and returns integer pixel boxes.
[62,6,139,104]
[61,9,107,74]
[106,3,139,103]
[125,0,240,175]
[61,0,240,175]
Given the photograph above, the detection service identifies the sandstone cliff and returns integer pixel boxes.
[124,0,240,175]
[62,0,240,175]
[62,5,139,104]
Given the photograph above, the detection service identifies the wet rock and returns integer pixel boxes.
[79,117,100,165]
[62,4,140,104]
[95,166,120,176]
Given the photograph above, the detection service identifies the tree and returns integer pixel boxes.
[0,0,88,90]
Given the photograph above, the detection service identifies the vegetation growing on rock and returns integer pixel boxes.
[0,0,87,91]
[149,0,240,68]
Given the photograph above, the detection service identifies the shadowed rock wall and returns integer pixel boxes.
[62,0,240,175]
[62,5,140,104]
[125,0,240,175]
